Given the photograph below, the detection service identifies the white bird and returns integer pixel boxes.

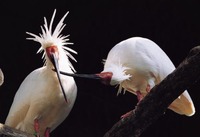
[58,37,195,117]
[0,68,4,86]
[5,9,77,137]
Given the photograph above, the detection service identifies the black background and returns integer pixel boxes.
[0,0,200,137]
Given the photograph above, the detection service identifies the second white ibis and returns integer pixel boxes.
[59,37,195,117]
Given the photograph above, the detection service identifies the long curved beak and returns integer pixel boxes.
[56,70,113,85]
[47,46,68,103]
[59,71,101,80]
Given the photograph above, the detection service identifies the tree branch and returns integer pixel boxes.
[104,46,200,137]
[0,123,35,137]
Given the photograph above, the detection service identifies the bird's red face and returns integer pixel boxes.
[46,45,68,103]
[96,72,113,85]
[46,45,59,62]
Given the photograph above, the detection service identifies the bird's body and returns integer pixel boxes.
[5,67,77,135]
[102,37,195,116]
[5,10,77,137]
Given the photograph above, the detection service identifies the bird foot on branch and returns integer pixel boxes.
[34,119,40,137]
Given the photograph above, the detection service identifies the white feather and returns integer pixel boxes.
[26,9,77,72]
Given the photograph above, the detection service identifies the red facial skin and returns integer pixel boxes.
[96,72,113,85]
[46,46,59,61]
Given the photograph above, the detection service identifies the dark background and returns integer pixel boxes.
[0,0,200,137]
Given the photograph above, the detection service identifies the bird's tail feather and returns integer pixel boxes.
[168,90,195,116]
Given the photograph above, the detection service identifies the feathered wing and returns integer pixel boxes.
[5,103,30,128]
[5,72,34,127]
[169,90,195,116]
[137,37,196,116]
[5,68,45,133]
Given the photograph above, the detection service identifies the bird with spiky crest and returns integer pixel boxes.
[5,9,77,137]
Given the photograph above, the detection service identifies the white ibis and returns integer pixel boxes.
[5,9,77,137]
[58,37,195,117]
[0,68,4,86]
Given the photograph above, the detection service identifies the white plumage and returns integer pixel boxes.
[56,36,196,116]
[102,37,195,116]
[5,9,77,137]
[0,69,4,86]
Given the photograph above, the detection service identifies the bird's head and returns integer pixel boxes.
[26,9,77,70]
[26,9,77,103]
[100,63,131,85]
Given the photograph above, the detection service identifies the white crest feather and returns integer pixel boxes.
[103,60,131,95]
[26,9,77,71]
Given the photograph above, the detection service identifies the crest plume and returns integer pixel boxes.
[26,9,77,71]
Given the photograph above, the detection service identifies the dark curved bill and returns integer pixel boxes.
[58,71,101,80]
[50,53,68,103]
[53,70,113,85]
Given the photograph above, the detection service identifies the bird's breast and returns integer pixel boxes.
[26,77,77,135]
